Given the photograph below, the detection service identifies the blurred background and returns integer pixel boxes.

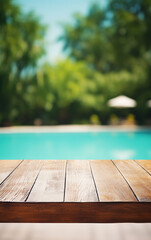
[0,0,151,127]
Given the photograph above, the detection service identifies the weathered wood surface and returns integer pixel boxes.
[136,160,151,175]
[114,160,151,202]
[0,160,42,202]
[0,160,151,223]
[27,160,66,202]
[65,160,98,202]
[0,160,22,184]
[90,160,136,201]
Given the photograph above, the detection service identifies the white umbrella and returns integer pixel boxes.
[147,100,151,107]
[108,95,136,108]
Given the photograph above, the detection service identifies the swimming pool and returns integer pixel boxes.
[0,129,151,159]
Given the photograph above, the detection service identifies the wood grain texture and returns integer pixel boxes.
[65,160,98,202]
[0,202,151,223]
[90,160,136,201]
[136,160,151,175]
[27,160,66,202]
[0,160,43,202]
[114,160,151,202]
[0,160,23,184]
[0,160,151,223]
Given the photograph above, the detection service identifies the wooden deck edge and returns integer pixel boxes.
[0,202,151,223]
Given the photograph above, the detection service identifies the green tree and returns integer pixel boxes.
[60,3,114,73]
[36,59,145,124]
[109,0,151,122]
[60,0,151,123]
[0,0,46,126]
[35,60,105,124]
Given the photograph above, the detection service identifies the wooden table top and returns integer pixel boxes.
[0,160,151,223]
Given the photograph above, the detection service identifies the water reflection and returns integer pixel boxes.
[112,150,135,159]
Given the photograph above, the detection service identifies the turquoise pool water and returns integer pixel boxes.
[0,130,151,160]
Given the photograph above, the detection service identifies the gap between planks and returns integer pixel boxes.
[113,160,151,202]
[111,160,139,201]
[0,160,24,185]
[134,160,151,176]
[90,160,137,202]
[0,160,151,203]
[27,160,66,202]
[0,160,43,202]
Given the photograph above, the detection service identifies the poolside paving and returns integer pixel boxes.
[0,223,151,240]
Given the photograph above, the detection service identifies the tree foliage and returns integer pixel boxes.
[0,0,150,126]
[61,1,151,72]
[60,0,151,123]
[0,0,46,125]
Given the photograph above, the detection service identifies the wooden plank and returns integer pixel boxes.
[90,160,136,201]
[0,159,151,223]
[0,160,23,184]
[27,160,66,202]
[65,160,98,202]
[0,202,151,223]
[114,160,151,202]
[0,160,43,202]
[136,160,151,175]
